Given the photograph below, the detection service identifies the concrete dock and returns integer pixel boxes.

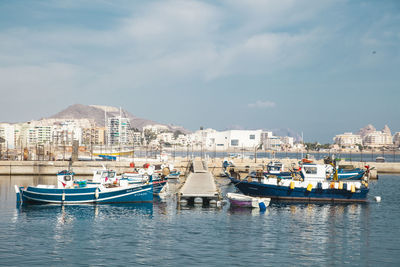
[178,159,220,205]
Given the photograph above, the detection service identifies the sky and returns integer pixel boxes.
[0,0,399,142]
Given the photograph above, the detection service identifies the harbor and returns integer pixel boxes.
[1,0,400,265]
[1,171,399,266]
[0,147,398,266]
[1,156,399,177]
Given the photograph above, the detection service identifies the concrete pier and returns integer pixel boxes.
[178,159,220,204]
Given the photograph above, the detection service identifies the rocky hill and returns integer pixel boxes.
[48,104,190,133]
[358,124,376,137]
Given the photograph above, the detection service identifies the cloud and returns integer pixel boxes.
[0,0,399,128]
[248,100,276,109]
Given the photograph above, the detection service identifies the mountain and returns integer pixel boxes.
[48,104,190,133]
[271,128,302,142]
[382,125,392,136]
[358,124,376,137]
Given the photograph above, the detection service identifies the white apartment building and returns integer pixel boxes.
[158,132,174,144]
[131,131,142,146]
[281,136,294,147]
[107,117,131,145]
[188,129,264,150]
[333,132,362,147]
[0,123,15,149]
[363,131,393,147]
[263,136,283,150]
[393,132,400,147]
[142,124,169,134]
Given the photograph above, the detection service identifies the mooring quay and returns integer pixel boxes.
[178,159,220,205]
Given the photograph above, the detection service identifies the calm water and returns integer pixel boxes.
[1,175,400,266]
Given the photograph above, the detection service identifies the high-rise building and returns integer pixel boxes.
[107,117,131,145]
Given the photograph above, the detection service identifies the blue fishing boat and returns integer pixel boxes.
[15,170,153,205]
[228,164,369,202]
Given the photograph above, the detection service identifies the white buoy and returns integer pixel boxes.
[180,199,188,206]
[194,197,203,205]
[209,199,217,206]
[375,196,381,202]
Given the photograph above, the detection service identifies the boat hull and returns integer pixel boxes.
[123,178,167,195]
[229,177,369,202]
[19,184,153,205]
[336,171,365,180]
[152,180,167,194]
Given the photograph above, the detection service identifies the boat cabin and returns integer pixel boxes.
[92,169,117,183]
[267,161,284,174]
[300,164,327,181]
[57,170,75,188]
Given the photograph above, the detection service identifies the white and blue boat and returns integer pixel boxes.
[228,164,369,202]
[15,170,153,205]
[121,167,167,195]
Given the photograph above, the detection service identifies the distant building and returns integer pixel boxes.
[363,131,393,147]
[0,123,15,149]
[158,132,174,144]
[261,132,283,150]
[333,132,362,148]
[188,129,264,150]
[131,131,142,146]
[142,124,169,134]
[393,132,400,147]
[107,117,131,145]
[82,127,105,145]
[280,136,294,147]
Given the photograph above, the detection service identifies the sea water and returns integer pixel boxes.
[0,175,399,266]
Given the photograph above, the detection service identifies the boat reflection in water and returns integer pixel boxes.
[16,202,154,223]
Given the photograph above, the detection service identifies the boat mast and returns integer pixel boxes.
[301,131,304,159]
[104,107,107,149]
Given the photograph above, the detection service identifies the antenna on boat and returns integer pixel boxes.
[301,131,304,159]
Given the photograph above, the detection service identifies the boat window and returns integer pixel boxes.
[304,167,317,174]
[96,171,101,175]
[108,172,115,178]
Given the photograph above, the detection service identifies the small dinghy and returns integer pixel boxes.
[226,192,270,210]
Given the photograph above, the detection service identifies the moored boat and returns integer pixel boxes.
[15,170,153,205]
[121,166,168,195]
[226,192,270,210]
[324,164,366,180]
[229,164,369,202]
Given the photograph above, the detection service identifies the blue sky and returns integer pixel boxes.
[0,0,399,142]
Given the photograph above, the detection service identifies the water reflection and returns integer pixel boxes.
[17,203,153,221]
[228,206,270,216]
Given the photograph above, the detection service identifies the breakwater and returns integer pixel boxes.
[0,157,399,178]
